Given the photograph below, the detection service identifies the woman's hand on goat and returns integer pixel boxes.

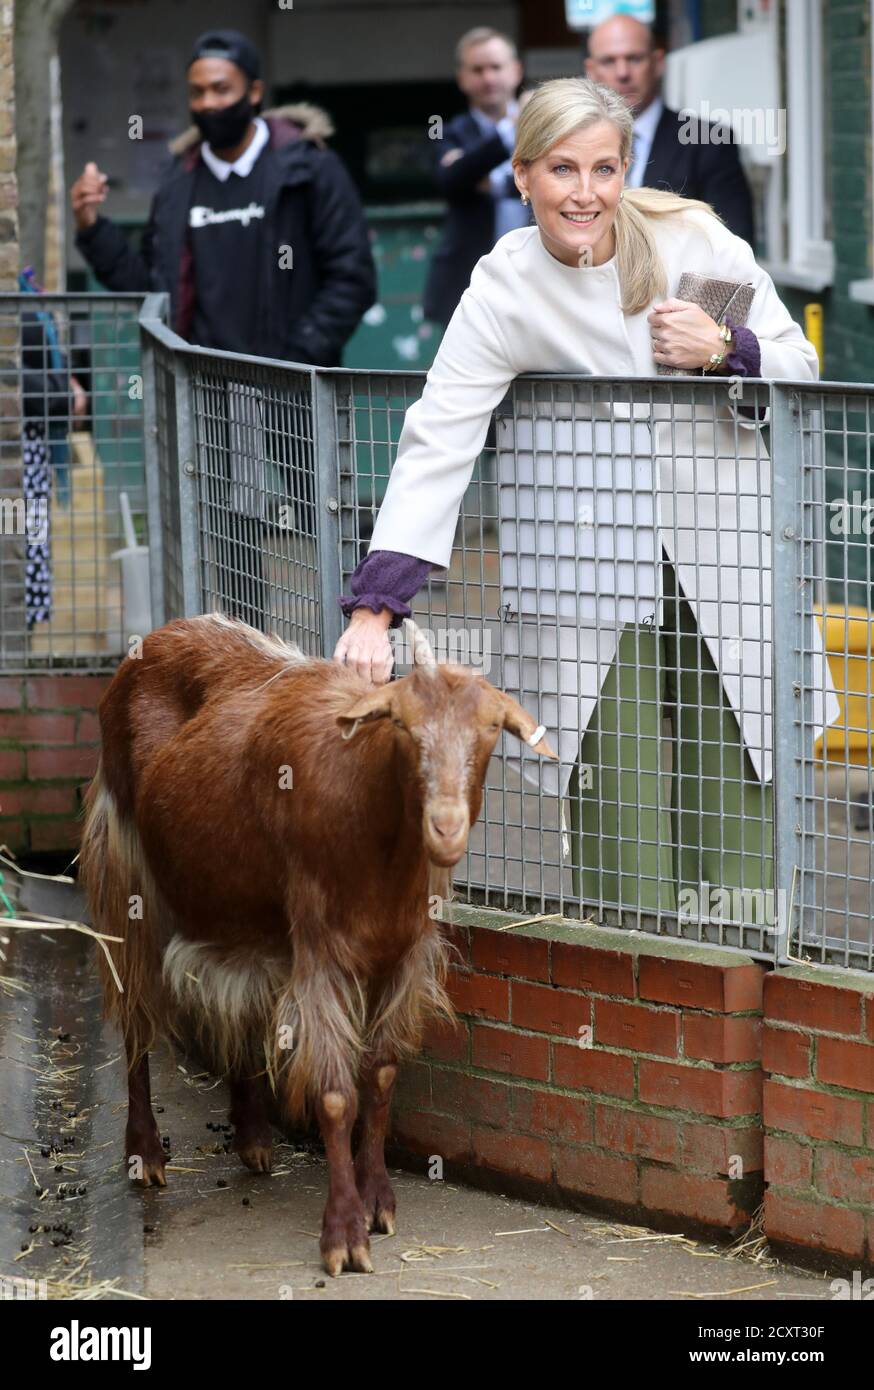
[334,608,395,684]
[647,298,725,372]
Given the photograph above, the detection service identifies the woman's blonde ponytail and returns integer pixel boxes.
[613,185,721,314]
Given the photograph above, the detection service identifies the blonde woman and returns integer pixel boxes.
[334,77,838,924]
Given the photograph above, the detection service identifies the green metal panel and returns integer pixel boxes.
[343,203,447,508]
[343,202,445,373]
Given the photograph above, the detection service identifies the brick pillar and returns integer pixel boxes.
[763,968,874,1270]
[0,0,26,667]
[0,2,19,288]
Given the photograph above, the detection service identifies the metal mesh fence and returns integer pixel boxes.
[187,352,322,656]
[0,293,147,671]
[335,372,803,959]
[136,308,873,972]
[792,385,874,971]
[151,336,183,626]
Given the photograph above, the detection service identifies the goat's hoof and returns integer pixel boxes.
[126,1155,167,1187]
[322,1241,373,1278]
[374,1209,395,1236]
[125,1129,167,1187]
[139,1161,167,1188]
[320,1208,373,1276]
[356,1172,397,1235]
[235,1139,273,1174]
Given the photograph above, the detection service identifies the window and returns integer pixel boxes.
[760,0,834,290]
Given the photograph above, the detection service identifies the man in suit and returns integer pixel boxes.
[585,14,754,244]
[423,27,529,326]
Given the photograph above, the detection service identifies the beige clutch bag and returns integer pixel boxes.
[656,272,755,376]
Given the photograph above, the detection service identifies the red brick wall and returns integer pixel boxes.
[0,673,109,853]
[390,912,874,1275]
[762,968,874,1268]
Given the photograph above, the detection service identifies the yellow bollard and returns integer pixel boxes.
[815,605,874,764]
[805,303,824,371]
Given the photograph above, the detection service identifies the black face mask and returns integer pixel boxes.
[191,92,253,150]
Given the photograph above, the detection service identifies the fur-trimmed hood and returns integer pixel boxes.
[167,102,335,157]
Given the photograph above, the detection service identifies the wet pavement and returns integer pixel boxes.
[0,874,142,1298]
[0,876,840,1303]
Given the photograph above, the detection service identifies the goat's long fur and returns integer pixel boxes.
[78,611,557,1273]
[80,769,168,1065]
[79,614,477,1124]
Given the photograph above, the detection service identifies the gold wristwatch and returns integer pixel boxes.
[703,321,733,373]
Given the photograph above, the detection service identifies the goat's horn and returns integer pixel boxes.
[402,617,437,673]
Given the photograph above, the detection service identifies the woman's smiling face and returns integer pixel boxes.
[514,121,627,268]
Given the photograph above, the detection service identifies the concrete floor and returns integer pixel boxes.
[140,1054,831,1302]
[0,913,836,1303]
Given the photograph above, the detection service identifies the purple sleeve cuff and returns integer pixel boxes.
[723,318,761,378]
[722,318,766,420]
[339,550,437,629]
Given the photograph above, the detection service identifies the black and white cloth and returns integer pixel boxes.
[22,420,51,627]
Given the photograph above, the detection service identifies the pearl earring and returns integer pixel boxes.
[521,194,529,205]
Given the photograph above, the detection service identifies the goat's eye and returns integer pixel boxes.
[487,721,501,733]
[392,718,406,731]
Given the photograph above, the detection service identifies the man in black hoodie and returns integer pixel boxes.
[71,28,376,366]
[71,30,376,625]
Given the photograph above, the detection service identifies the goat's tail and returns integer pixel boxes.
[79,763,167,1068]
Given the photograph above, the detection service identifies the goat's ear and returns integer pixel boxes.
[497,691,559,760]
[336,684,394,739]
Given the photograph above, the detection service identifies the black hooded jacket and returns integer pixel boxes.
[74,104,377,367]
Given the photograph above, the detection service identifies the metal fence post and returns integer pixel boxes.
[770,383,806,963]
[139,294,169,627]
[312,370,343,656]
[173,353,202,619]
[798,389,825,961]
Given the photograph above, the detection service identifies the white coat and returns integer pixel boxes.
[368,212,840,797]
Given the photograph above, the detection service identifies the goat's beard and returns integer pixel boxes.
[427,860,455,916]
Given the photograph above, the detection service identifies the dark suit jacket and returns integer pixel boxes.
[423,109,525,325]
[642,105,755,244]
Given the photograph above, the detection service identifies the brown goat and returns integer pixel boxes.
[79,613,557,1275]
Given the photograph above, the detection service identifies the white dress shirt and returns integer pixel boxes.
[470,102,530,240]
[627,95,664,188]
[201,115,269,182]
